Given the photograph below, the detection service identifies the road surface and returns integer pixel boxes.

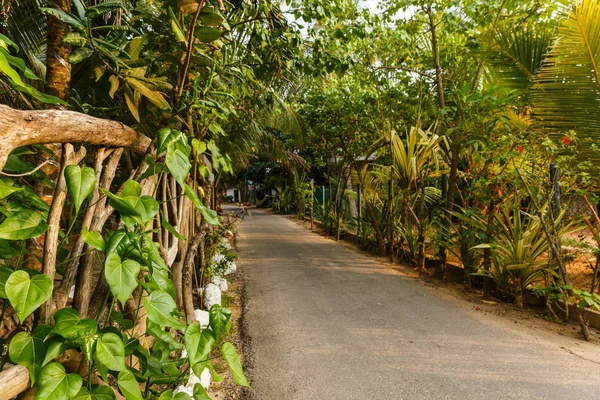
[237,209,600,400]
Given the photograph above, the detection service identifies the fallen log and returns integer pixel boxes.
[0,105,150,171]
[0,365,29,400]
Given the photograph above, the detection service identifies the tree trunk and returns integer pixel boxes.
[45,0,72,99]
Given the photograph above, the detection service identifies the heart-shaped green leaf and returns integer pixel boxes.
[195,27,221,42]
[9,324,51,384]
[82,227,106,251]
[157,128,188,155]
[166,142,191,185]
[185,323,215,365]
[222,342,250,388]
[73,385,116,400]
[96,332,126,372]
[117,369,143,400]
[143,291,186,331]
[209,304,231,342]
[50,308,97,340]
[0,178,21,200]
[0,267,13,298]
[105,253,141,306]
[37,362,83,400]
[199,11,224,27]
[65,165,97,214]
[0,208,48,240]
[6,270,53,323]
[183,184,219,225]
[193,383,211,400]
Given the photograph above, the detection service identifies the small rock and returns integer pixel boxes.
[68,285,75,300]
[211,276,228,291]
[203,283,221,309]
[186,371,201,389]
[194,309,210,328]
[173,385,193,396]
[200,367,211,389]
[224,261,237,276]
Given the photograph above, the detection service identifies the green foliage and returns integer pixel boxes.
[6,270,53,323]
[64,165,97,215]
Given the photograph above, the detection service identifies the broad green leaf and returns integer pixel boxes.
[183,184,219,225]
[96,333,126,372]
[146,320,183,350]
[166,142,191,185]
[185,323,215,365]
[191,139,207,155]
[193,383,211,400]
[65,165,97,214]
[108,75,119,99]
[171,20,186,42]
[69,47,93,64]
[62,32,88,46]
[209,304,231,342]
[0,240,20,259]
[0,208,48,240]
[0,267,12,297]
[102,181,158,224]
[50,308,97,340]
[77,384,121,400]
[199,12,224,27]
[6,270,53,323]
[159,391,192,400]
[0,178,21,200]
[161,214,186,240]
[222,342,250,388]
[82,227,107,251]
[127,78,170,110]
[105,253,141,306]
[117,370,143,400]
[195,27,221,43]
[128,37,144,60]
[9,325,51,384]
[0,33,18,51]
[106,230,143,262]
[40,8,85,30]
[86,1,124,18]
[37,362,83,400]
[157,128,187,155]
[124,85,140,122]
[143,291,186,331]
[0,48,24,85]
[43,339,71,367]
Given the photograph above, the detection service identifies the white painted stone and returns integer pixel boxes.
[180,349,187,359]
[203,283,221,310]
[200,367,211,389]
[186,371,201,389]
[211,276,228,291]
[224,261,237,275]
[194,309,210,328]
[173,385,193,396]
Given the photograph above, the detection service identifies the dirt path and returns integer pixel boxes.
[237,209,600,400]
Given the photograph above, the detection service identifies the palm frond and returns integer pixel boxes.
[482,25,553,93]
[531,0,600,158]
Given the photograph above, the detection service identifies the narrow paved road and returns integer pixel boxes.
[238,209,600,400]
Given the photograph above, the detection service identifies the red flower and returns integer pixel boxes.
[517,145,523,154]
[561,136,573,145]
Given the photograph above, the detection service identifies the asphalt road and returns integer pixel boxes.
[237,209,600,400]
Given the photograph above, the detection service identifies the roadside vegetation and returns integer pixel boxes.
[246,0,600,341]
[2,0,600,398]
